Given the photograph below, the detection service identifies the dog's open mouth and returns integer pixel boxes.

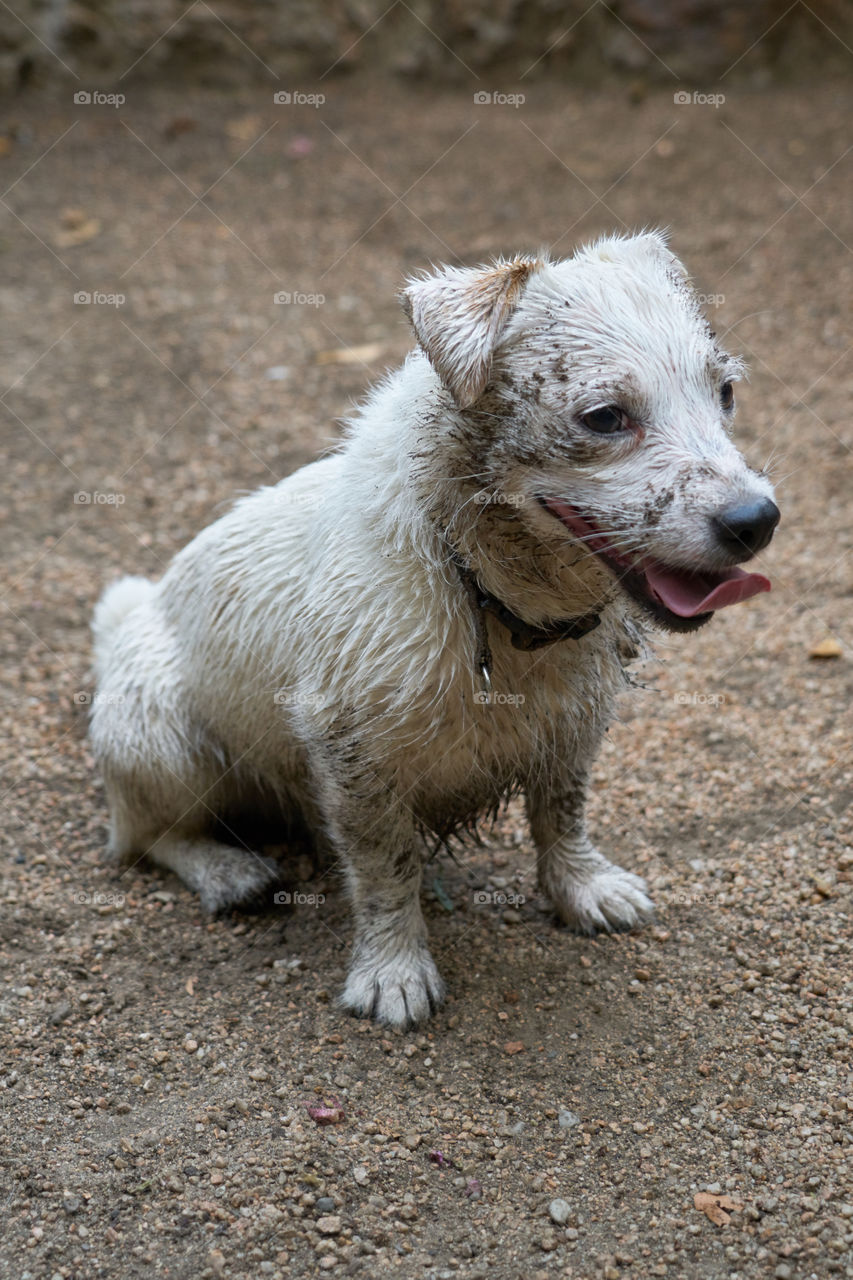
[540,496,771,632]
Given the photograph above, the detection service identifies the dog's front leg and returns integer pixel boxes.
[527,739,654,934]
[317,770,444,1027]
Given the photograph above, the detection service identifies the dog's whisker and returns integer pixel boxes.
[765,468,797,487]
[759,446,787,479]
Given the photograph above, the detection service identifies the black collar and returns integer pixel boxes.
[450,552,601,689]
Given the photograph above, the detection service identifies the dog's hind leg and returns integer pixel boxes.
[145,832,280,914]
[93,694,280,913]
[527,721,654,934]
[102,780,281,913]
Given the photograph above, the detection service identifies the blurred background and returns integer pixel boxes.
[3,0,851,90]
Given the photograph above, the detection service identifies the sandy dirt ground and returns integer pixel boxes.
[1,70,852,1280]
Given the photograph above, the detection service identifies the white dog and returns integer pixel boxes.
[90,231,779,1027]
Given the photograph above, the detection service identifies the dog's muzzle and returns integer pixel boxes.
[538,495,776,631]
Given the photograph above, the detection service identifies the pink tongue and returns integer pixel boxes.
[644,564,771,617]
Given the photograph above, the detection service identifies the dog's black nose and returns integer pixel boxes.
[713,498,780,558]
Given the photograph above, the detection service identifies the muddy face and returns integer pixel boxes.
[462,248,779,628]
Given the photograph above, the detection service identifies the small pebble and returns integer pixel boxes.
[548,1198,571,1224]
[316,1215,341,1236]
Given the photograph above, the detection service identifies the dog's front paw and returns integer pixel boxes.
[545,860,654,934]
[341,946,446,1028]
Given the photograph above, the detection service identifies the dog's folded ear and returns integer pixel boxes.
[401,257,542,409]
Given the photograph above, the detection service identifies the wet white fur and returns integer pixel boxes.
[90,231,775,1027]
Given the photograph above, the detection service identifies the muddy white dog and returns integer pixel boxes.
[91,231,779,1027]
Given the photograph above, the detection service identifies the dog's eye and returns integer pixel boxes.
[720,382,735,412]
[580,406,627,435]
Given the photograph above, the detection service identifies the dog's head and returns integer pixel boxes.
[402,231,779,632]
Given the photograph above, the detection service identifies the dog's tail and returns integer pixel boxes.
[92,576,154,675]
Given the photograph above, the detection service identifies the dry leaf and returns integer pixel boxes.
[504,1041,525,1055]
[809,637,842,659]
[226,114,262,141]
[693,1192,743,1226]
[185,977,196,996]
[56,214,100,248]
[315,342,384,365]
[164,116,197,140]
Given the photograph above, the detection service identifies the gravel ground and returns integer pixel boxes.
[1,72,852,1280]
